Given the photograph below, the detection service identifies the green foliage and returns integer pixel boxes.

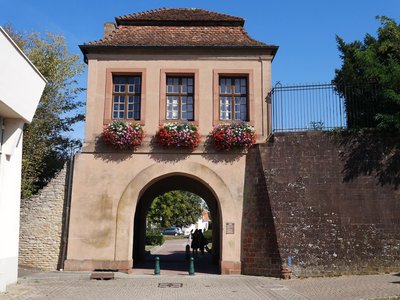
[145,232,164,246]
[147,191,202,228]
[333,16,400,129]
[4,24,85,198]
[203,230,212,242]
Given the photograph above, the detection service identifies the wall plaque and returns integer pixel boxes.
[226,222,234,234]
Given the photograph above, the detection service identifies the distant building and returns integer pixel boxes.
[0,27,46,292]
[182,210,210,236]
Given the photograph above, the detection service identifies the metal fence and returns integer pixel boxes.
[270,82,379,132]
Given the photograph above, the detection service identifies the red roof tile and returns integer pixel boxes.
[86,25,270,48]
[80,8,278,54]
[116,8,244,26]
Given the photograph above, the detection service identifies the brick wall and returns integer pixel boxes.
[252,131,400,277]
[19,164,68,270]
[242,146,282,276]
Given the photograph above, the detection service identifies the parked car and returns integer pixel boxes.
[162,227,181,236]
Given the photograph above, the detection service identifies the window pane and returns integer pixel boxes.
[113,76,126,84]
[182,82,187,93]
[166,76,195,120]
[167,77,179,93]
[234,79,241,93]
[173,78,179,93]
[167,96,179,119]
[112,75,142,120]
[135,84,141,93]
[220,96,232,120]
[234,96,247,121]
[220,78,233,94]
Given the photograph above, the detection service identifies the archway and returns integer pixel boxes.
[133,175,221,274]
[115,161,241,275]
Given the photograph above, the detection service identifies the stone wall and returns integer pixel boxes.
[255,131,400,277]
[19,165,68,270]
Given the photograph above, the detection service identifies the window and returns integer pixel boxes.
[219,77,248,121]
[112,75,141,120]
[166,76,194,121]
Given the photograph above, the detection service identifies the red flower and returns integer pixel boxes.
[210,122,256,151]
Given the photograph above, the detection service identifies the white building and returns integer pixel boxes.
[0,27,46,292]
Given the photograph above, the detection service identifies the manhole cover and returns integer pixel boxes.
[158,283,183,288]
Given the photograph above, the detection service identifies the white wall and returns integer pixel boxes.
[0,119,24,291]
[0,27,46,122]
[0,26,45,293]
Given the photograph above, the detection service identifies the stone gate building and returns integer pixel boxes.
[65,8,278,275]
[63,8,400,277]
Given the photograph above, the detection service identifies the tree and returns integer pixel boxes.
[4,25,85,198]
[333,16,400,129]
[147,191,203,228]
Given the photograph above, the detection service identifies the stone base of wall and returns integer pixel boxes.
[64,259,132,272]
[221,261,241,275]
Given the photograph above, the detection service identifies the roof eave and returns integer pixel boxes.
[79,44,279,63]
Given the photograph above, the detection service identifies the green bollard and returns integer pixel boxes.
[154,256,160,275]
[188,256,195,275]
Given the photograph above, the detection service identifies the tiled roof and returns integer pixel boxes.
[80,8,278,54]
[116,8,244,26]
[84,25,270,48]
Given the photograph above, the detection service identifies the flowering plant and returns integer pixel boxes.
[102,120,144,150]
[210,122,256,151]
[156,123,200,149]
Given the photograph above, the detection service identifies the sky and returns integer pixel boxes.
[1,0,399,139]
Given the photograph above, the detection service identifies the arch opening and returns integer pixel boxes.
[133,175,221,274]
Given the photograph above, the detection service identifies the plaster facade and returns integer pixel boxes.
[0,27,45,292]
[65,9,277,274]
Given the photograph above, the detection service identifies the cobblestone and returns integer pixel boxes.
[1,272,399,300]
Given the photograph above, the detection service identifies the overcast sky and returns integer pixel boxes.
[1,0,399,138]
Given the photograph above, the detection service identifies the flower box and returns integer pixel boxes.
[156,123,200,149]
[210,122,256,151]
[102,121,144,150]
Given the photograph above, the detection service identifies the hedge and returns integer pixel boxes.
[146,232,164,246]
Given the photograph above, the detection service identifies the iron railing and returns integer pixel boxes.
[270,82,379,132]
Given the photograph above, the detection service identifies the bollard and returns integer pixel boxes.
[154,256,160,275]
[185,244,191,260]
[188,256,195,275]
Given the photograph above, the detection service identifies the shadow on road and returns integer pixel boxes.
[133,239,219,275]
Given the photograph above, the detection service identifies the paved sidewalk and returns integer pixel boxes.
[1,271,399,300]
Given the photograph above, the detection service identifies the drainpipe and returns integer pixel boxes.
[59,148,78,270]
[259,57,265,137]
